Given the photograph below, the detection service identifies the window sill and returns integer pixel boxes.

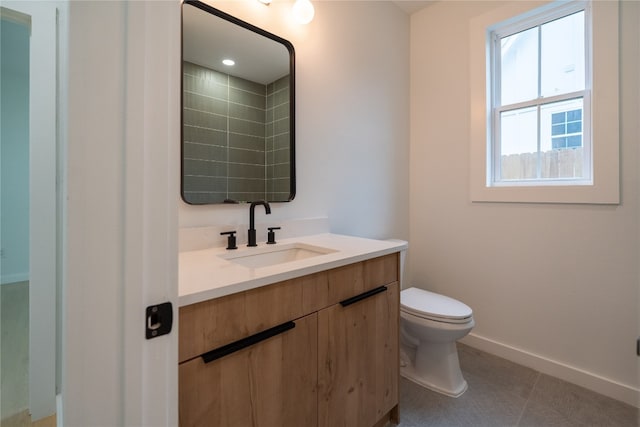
[470,183,619,205]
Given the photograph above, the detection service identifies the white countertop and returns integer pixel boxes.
[179,233,408,306]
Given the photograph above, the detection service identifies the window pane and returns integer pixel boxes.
[500,27,538,105]
[567,109,582,121]
[540,98,584,178]
[499,106,538,180]
[552,112,565,124]
[567,135,582,147]
[552,137,567,149]
[552,124,565,135]
[567,121,582,133]
[541,11,585,97]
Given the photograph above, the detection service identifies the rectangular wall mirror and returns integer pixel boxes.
[181,0,296,204]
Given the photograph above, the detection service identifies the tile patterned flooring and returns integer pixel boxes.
[1,281,29,422]
[398,344,639,427]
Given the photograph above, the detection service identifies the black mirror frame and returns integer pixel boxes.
[180,0,296,205]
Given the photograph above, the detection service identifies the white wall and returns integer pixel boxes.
[179,0,410,242]
[410,0,639,406]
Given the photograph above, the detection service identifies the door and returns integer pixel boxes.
[62,1,180,425]
[318,282,399,427]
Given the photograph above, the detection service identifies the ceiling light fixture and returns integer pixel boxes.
[292,0,314,24]
[222,59,235,66]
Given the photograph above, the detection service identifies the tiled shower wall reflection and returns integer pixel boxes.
[182,61,290,204]
[266,75,291,201]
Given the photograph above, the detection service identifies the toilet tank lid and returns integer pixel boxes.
[401,287,472,319]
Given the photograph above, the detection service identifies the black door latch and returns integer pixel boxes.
[145,302,173,339]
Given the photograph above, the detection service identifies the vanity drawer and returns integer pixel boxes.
[179,279,305,363]
[303,253,399,313]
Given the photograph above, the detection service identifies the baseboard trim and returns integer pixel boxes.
[460,333,640,408]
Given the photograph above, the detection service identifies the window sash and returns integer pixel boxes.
[492,91,592,184]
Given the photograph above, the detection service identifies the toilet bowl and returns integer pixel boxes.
[400,287,474,398]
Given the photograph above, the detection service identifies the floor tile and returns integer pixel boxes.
[398,344,639,427]
[398,374,526,426]
[525,374,639,427]
[458,343,539,400]
[518,398,581,427]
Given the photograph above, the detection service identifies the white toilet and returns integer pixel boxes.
[400,287,475,397]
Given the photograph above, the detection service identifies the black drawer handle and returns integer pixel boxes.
[339,285,388,307]
[201,321,295,364]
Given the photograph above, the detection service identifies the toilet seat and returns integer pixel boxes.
[401,287,473,324]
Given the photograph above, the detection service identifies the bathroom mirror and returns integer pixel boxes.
[181,0,295,204]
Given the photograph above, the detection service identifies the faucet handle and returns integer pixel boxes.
[220,231,238,250]
[267,227,281,245]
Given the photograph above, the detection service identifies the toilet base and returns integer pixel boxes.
[400,364,468,398]
[399,340,469,398]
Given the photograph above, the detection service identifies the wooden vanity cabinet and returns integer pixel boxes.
[179,253,399,427]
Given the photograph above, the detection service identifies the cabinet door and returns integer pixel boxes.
[318,282,399,427]
[179,313,318,427]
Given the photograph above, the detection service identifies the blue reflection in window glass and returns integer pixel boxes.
[552,137,567,149]
[552,124,566,135]
[567,121,582,133]
[567,109,582,121]
[552,112,566,124]
[567,135,582,147]
[551,108,583,150]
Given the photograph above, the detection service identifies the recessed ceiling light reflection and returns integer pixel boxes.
[222,59,235,66]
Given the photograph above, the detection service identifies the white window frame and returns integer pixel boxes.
[469,0,619,204]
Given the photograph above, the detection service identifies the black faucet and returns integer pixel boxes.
[247,200,271,247]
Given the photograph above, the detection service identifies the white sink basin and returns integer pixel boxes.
[218,243,337,269]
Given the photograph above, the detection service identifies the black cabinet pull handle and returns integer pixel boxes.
[339,285,388,307]
[201,321,295,364]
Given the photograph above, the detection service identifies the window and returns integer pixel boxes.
[551,108,582,150]
[469,0,619,204]
[490,4,590,184]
